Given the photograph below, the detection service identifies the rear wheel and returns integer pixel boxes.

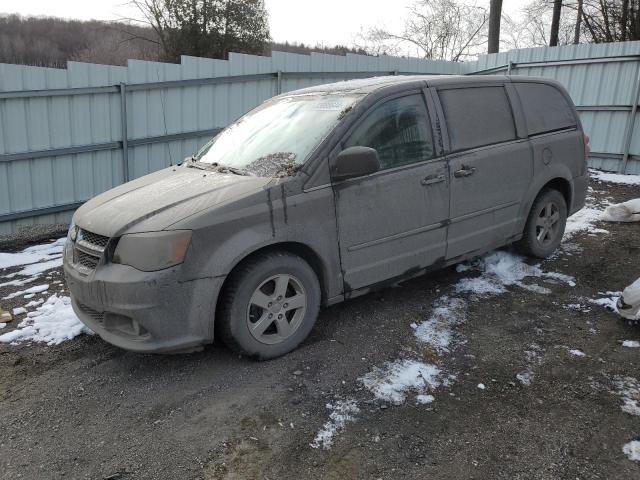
[516,189,567,258]
[217,251,321,360]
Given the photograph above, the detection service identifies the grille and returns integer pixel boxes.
[79,229,109,248]
[75,249,100,270]
[76,301,104,324]
[72,228,110,274]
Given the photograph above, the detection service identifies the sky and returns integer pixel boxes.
[4,0,527,47]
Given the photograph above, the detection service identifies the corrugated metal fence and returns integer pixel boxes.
[474,41,640,176]
[1,42,639,233]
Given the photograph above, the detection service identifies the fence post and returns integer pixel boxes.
[276,70,282,95]
[621,64,640,174]
[120,82,130,182]
[507,61,513,75]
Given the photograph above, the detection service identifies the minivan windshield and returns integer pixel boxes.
[195,94,361,177]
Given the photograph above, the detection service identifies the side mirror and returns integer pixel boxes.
[331,146,380,182]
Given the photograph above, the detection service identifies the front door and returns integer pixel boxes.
[436,85,533,259]
[332,93,449,292]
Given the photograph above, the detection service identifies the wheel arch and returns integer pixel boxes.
[542,177,573,211]
[215,241,329,318]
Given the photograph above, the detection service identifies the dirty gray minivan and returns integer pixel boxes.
[64,75,589,358]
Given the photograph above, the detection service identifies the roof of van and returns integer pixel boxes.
[285,74,520,96]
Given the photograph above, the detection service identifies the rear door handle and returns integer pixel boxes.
[421,174,446,186]
[454,165,476,178]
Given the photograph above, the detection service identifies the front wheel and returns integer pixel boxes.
[217,251,321,360]
[516,189,567,258]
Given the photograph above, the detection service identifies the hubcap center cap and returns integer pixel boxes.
[269,300,283,314]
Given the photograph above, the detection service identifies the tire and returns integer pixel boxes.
[217,251,321,360]
[516,188,567,259]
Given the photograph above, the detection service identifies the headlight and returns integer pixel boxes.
[68,221,78,241]
[64,221,77,262]
[113,230,192,272]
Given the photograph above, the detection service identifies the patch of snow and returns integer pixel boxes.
[310,399,360,449]
[0,238,65,270]
[14,257,63,277]
[0,294,90,346]
[12,307,26,315]
[516,371,534,386]
[455,251,574,296]
[564,303,591,313]
[622,340,640,348]
[0,323,6,329]
[0,276,41,288]
[24,299,44,308]
[477,383,486,390]
[3,284,49,300]
[416,394,435,404]
[612,376,640,417]
[589,293,620,312]
[623,440,640,462]
[568,349,586,357]
[412,297,467,354]
[360,359,441,405]
[590,169,640,186]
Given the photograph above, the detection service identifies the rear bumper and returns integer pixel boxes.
[570,172,589,215]
[64,260,224,353]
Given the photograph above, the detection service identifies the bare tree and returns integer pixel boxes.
[549,0,563,45]
[356,0,488,61]
[488,0,503,53]
[129,0,270,61]
[581,0,640,43]
[501,0,578,49]
[574,0,583,43]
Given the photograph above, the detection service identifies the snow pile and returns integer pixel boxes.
[612,376,640,417]
[623,440,640,462]
[600,198,640,223]
[590,169,640,186]
[455,251,575,296]
[412,297,467,354]
[0,294,90,345]
[0,238,65,270]
[310,399,360,449]
[359,359,441,405]
[622,340,640,348]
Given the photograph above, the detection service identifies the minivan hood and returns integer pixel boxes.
[74,167,271,236]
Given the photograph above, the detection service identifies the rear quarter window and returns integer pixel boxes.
[514,83,577,136]
[439,86,516,152]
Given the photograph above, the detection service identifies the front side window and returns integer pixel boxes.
[439,86,516,152]
[196,94,361,177]
[344,94,434,170]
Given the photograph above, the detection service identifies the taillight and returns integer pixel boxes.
[584,134,590,160]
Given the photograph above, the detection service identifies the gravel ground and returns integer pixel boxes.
[0,179,639,480]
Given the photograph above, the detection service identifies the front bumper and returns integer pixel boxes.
[64,260,224,353]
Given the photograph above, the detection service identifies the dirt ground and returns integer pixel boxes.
[0,179,639,480]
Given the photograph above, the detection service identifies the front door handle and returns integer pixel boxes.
[421,174,446,186]
[454,165,476,178]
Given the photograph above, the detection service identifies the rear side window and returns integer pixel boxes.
[439,86,516,151]
[345,94,434,170]
[515,83,576,136]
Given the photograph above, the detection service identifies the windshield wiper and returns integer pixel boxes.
[216,165,250,176]
[185,159,249,176]
[186,159,218,171]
